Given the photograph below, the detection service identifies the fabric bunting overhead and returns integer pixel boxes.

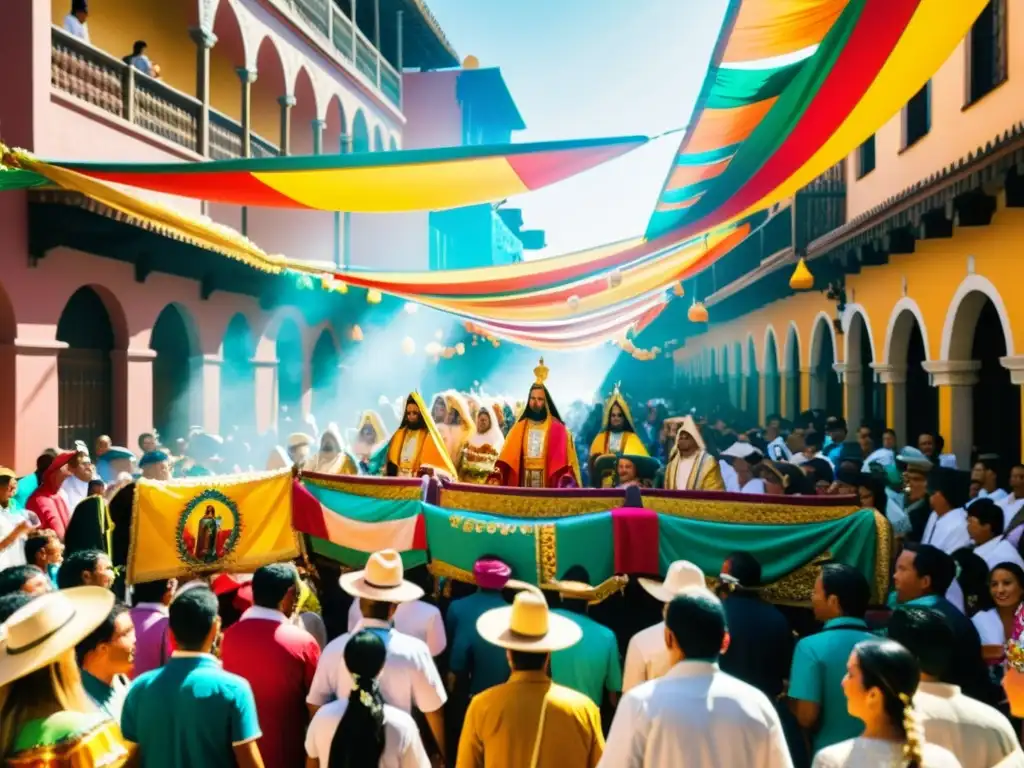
[4,136,646,213]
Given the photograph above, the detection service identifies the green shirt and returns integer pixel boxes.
[82,670,130,723]
[788,617,875,754]
[121,653,260,768]
[447,590,511,695]
[551,608,622,706]
[14,711,108,751]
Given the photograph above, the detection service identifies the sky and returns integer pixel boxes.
[425,0,729,257]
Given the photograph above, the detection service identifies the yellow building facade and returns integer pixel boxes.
[674,1,1021,469]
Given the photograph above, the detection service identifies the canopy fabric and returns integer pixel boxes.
[19,136,648,213]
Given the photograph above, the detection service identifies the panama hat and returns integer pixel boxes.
[638,560,711,603]
[339,549,424,604]
[476,589,582,653]
[0,587,114,688]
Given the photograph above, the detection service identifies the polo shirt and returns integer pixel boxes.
[221,606,320,768]
[121,652,261,768]
[788,617,875,753]
[447,590,511,695]
[551,608,622,706]
[0,507,28,569]
[82,670,130,722]
[348,598,447,657]
[308,618,446,714]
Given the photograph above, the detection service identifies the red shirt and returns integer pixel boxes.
[221,608,320,768]
[27,488,71,541]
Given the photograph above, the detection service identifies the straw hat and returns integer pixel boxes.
[339,549,424,604]
[476,589,582,653]
[638,560,711,603]
[0,587,114,688]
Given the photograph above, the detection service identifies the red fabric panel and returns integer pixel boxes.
[291,480,328,539]
[508,141,644,189]
[612,506,660,574]
[413,513,427,550]
[79,169,305,208]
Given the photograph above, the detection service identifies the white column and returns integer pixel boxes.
[872,363,907,443]
[921,360,980,469]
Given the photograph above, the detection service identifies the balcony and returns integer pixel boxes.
[51,27,278,160]
[793,161,847,254]
[289,0,402,107]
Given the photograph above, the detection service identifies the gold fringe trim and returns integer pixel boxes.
[427,560,628,606]
[301,473,424,501]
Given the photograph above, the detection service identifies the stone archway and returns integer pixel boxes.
[885,304,937,448]
[746,336,759,423]
[764,328,781,420]
[221,313,256,433]
[56,287,120,448]
[809,315,841,416]
[784,324,801,420]
[845,308,882,430]
[351,110,370,153]
[150,304,200,445]
[310,329,340,422]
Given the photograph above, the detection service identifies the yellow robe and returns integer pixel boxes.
[662,450,725,491]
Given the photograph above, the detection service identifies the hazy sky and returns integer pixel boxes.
[425,0,728,257]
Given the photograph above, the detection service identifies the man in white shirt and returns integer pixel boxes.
[922,468,971,554]
[0,469,31,570]
[61,445,95,513]
[968,498,1024,571]
[346,566,446,657]
[888,605,1022,768]
[62,0,90,43]
[622,560,711,693]
[999,464,1024,544]
[719,442,767,494]
[600,588,794,768]
[308,549,447,760]
[972,454,1008,504]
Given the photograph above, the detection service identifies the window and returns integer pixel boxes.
[966,0,1008,105]
[857,135,876,178]
[902,82,931,149]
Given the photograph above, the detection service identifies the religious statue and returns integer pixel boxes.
[348,411,388,471]
[458,405,506,484]
[443,391,475,462]
[303,424,359,475]
[589,385,650,487]
[488,359,582,488]
[378,392,457,479]
[194,505,223,563]
[656,415,725,491]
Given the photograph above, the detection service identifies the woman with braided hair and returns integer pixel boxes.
[813,639,961,767]
[304,630,429,767]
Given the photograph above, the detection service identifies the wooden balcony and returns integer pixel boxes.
[793,161,847,255]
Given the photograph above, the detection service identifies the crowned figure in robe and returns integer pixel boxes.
[379,392,457,479]
[588,385,649,487]
[656,415,724,491]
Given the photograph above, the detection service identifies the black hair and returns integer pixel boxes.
[23,530,55,568]
[0,565,43,596]
[951,549,994,614]
[858,474,888,514]
[853,639,924,767]
[361,599,392,622]
[328,630,387,768]
[132,579,172,605]
[252,562,298,610]
[991,561,1024,591]
[903,543,955,596]
[132,40,146,55]
[559,564,591,614]
[34,451,56,482]
[805,457,834,484]
[967,498,1004,537]
[138,432,155,450]
[826,417,847,432]
[882,428,897,440]
[87,479,105,494]
[887,606,954,680]
[804,430,823,450]
[0,591,33,622]
[56,549,108,590]
[725,551,761,588]
[0,475,13,490]
[76,602,130,665]
[509,650,549,671]
[169,585,219,651]
[665,591,726,660]
[820,562,870,618]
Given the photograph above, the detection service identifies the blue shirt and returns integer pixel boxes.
[788,617,875,754]
[447,590,510,695]
[550,608,622,706]
[121,653,260,768]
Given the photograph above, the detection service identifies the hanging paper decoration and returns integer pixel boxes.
[350,325,364,342]
[789,257,814,291]
[687,302,709,324]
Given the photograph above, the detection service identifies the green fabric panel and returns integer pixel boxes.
[305,483,423,522]
[0,168,48,191]
[423,504,545,583]
[310,537,427,569]
[662,178,717,204]
[706,61,806,110]
[553,512,615,583]
[658,508,879,589]
[676,144,740,165]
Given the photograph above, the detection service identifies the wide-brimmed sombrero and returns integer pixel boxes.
[476,589,582,653]
[339,549,424,604]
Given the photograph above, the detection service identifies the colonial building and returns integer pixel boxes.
[0,0,526,469]
[670,1,1019,469]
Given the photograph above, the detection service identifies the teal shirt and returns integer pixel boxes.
[550,608,622,706]
[447,590,511,695]
[121,654,260,768]
[12,475,37,510]
[886,592,939,610]
[82,670,129,723]
[788,617,875,754]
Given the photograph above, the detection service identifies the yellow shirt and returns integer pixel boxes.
[455,670,604,768]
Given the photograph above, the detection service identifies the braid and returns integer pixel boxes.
[327,631,387,768]
[898,692,924,768]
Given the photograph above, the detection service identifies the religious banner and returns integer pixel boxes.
[126,469,299,584]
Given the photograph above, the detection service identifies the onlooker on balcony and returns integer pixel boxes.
[62,0,90,43]
[123,41,161,79]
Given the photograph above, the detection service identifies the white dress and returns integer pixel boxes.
[812,737,962,767]
[305,699,430,768]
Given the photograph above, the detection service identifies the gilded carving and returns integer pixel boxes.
[440,489,620,518]
[644,496,861,525]
[302,475,423,501]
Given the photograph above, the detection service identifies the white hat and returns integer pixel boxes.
[638,560,711,603]
[720,442,763,461]
[287,432,313,449]
[339,549,424,604]
[476,589,582,653]
[0,587,114,688]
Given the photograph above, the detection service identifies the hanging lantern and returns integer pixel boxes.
[350,324,363,342]
[401,336,416,355]
[366,289,382,304]
[607,269,623,289]
[455,342,466,355]
[789,257,814,291]
[441,347,455,359]
[687,301,709,324]
[672,282,685,297]
[425,341,443,356]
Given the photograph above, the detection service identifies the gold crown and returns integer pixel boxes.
[533,357,549,385]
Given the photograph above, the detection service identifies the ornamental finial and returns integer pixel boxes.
[533,357,549,385]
